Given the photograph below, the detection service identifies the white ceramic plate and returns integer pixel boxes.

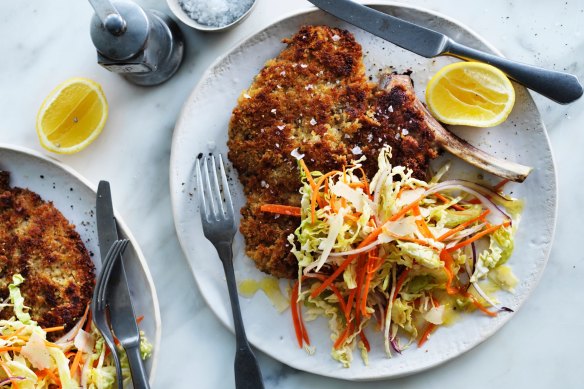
[0,144,161,383]
[170,3,556,380]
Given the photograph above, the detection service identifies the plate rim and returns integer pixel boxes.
[0,142,162,384]
[169,1,558,380]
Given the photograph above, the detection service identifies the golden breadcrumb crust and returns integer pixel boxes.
[0,171,95,338]
[228,26,438,279]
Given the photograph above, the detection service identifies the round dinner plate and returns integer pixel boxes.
[170,2,556,380]
[0,144,161,384]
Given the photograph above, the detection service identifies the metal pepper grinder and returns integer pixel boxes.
[89,0,184,86]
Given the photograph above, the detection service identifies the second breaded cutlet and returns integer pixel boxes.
[228,26,439,279]
[0,171,95,338]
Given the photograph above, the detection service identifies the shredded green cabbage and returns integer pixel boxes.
[287,147,522,366]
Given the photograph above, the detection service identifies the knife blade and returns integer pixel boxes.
[307,0,582,104]
[96,181,150,389]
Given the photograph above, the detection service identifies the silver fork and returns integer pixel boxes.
[91,239,129,389]
[196,154,265,389]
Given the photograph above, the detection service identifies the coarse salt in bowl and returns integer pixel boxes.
[167,0,257,31]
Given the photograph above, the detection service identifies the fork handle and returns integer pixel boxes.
[126,345,150,389]
[216,243,265,389]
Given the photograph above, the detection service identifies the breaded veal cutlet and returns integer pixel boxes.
[228,25,440,279]
[0,171,95,338]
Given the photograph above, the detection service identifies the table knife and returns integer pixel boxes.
[307,0,582,104]
[96,181,150,389]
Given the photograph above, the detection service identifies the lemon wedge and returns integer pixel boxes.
[36,77,108,154]
[425,62,515,127]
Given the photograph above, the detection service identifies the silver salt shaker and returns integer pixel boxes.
[89,0,184,86]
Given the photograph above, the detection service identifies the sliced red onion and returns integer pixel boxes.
[0,377,25,386]
[423,182,511,225]
[471,242,477,274]
[390,336,402,354]
[464,243,477,291]
[470,282,514,313]
[328,239,380,257]
[443,179,518,208]
[445,223,486,248]
[54,316,86,345]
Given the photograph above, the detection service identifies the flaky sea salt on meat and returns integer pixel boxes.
[179,0,254,27]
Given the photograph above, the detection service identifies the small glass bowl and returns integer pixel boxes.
[166,0,257,32]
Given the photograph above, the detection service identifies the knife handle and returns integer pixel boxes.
[446,40,583,104]
[126,345,150,389]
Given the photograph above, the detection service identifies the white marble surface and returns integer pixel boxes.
[0,0,582,388]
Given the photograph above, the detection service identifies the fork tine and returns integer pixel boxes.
[97,240,123,304]
[218,154,234,220]
[196,158,209,222]
[98,240,127,304]
[209,154,226,217]
[203,156,219,221]
[97,239,129,305]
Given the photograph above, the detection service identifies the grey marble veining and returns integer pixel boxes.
[1,0,583,388]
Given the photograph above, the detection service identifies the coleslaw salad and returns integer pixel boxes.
[0,275,152,388]
[263,147,522,366]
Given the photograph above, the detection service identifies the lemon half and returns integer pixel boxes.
[36,77,108,154]
[425,62,515,128]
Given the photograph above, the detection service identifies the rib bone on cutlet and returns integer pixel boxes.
[378,74,532,182]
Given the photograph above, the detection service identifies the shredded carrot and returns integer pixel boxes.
[433,192,466,211]
[299,159,317,190]
[439,249,459,295]
[303,274,348,319]
[464,292,498,317]
[345,288,356,318]
[42,325,65,333]
[413,205,435,239]
[136,315,145,324]
[355,256,369,318]
[70,348,83,379]
[437,209,490,242]
[315,171,339,206]
[41,368,60,387]
[333,323,352,349]
[389,197,423,222]
[356,167,371,197]
[447,221,510,252]
[299,305,310,346]
[343,213,361,222]
[0,346,22,352]
[395,185,412,199]
[359,251,378,317]
[49,369,61,387]
[330,192,338,213]
[359,331,371,352]
[418,323,437,347]
[392,268,411,302]
[260,204,301,217]
[493,178,510,192]
[290,281,304,348]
